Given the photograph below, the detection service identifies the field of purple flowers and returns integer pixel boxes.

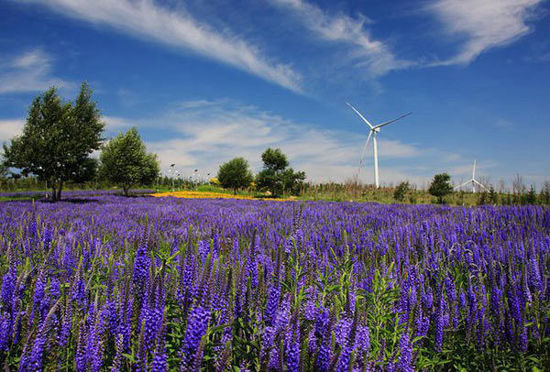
[0,196,548,371]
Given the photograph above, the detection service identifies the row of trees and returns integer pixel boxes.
[1,84,545,204]
[2,84,159,200]
[217,148,306,197]
[1,83,305,200]
[415,173,548,205]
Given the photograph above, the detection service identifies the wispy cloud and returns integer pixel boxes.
[269,0,412,77]
[0,49,68,94]
[0,99,466,185]
[103,116,138,131]
[427,0,543,65]
[99,99,449,184]
[494,118,514,130]
[0,119,25,144]
[23,0,302,92]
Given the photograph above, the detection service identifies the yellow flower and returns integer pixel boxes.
[150,190,289,201]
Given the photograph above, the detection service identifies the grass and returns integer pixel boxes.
[0,183,530,206]
[150,185,486,206]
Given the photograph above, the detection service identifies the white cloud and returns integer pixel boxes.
[24,0,302,92]
[104,99,439,184]
[0,119,25,143]
[428,0,543,65]
[103,116,139,132]
[1,101,462,185]
[0,49,68,94]
[270,0,412,76]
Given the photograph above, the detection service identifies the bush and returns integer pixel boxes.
[393,181,410,202]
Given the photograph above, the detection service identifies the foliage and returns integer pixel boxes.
[2,83,104,201]
[99,127,159,196]
[523,185,538,205]
[260,147,289,171]
[477,190,488,205]
[488,186,499,204]
[0,162,7,178]
[256,148,305,196]
[540,182,550,205]
[217,157,253,194]
[393,181,410,201]
[428,173,453,203]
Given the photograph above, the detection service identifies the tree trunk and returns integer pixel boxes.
[56,181,63,201]
[50,179,57,201]
[123,186,129,197]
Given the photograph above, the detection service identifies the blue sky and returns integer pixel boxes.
[1,0,549,188]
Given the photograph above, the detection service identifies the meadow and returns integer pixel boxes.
[0,195,548,371]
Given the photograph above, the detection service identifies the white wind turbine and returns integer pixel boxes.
[347,103,411,188]
[454,160,488,193]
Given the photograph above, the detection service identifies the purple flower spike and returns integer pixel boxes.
[181,305,211,368]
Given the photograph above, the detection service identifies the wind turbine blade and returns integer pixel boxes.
[473,179,488,190]
[358,131,373,172]
[454,180,472,189]
[373,112,412,129]
[346,102,374,129]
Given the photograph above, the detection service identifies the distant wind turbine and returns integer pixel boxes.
[454,160,488,193]
[347,103,411,188]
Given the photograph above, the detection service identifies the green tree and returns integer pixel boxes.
[99,127,160,196]
[523,185,537,205]
[0,161,7,179]
[2,83,104,201]
[540,182,550,205]
[256,148,305,197]
[428,173,453,204]
[280,168,306,195]
[217,157,253,194]
[488,187,499,205]
[393,181,410,202]
[477,190,488,206]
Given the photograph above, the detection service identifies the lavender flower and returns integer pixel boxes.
[181,305,211,368]
[284,320,300,371]
[1,266,16,307]
[317,336,331,372]
[397,332,413,372]
[265,284,280,326]
[336,343,353,372]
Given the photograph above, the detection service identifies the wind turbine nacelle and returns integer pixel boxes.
[373,127,381,133]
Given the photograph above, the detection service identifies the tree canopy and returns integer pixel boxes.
[256,148,305,197]
[428,173,453,204]
[393,181,410,202]
[2,83,104,201]
[98,127,160,196]
[217,157,253,194]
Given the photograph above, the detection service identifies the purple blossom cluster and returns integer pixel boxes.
[0,196,548,370]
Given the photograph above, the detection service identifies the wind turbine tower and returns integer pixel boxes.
[454,160,488,193]
[347,103,411,188]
